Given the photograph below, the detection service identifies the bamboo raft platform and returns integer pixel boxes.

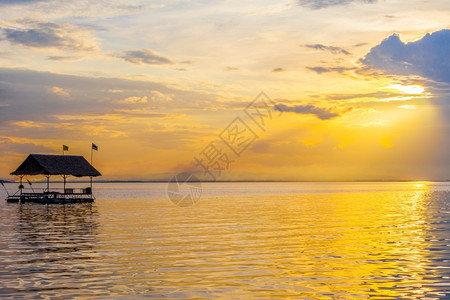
[6,189,95,204]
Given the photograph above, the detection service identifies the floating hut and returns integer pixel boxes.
[6,154,101,204]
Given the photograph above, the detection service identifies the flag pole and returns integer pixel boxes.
[62,145,68,191]
[90,143,93,192]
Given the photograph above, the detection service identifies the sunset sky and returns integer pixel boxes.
[0,0,449,181]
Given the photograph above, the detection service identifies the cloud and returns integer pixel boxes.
[249,3,296,16]
[0,0,45,6]
[47,86,69,97]
[304,44,350,55]
[115,91,172,105]
[398,105,416,110]
[118,49,173,65]
[298,0,376,9]
[149,90,173,103]
[10,121,43,128]
[275,103,347,120]
[1,20,99,52]
[323,91,403,101]
[307,66,355,74]
[311,90,427,104]
[361,29,450,83]
[224,66,239,72]
[0,136,53,154]
[116,96,148,104]
[0,1,153,19]
[107,89,124,94]
[272,67,284,72]
[0,67,216,125]
[47,55,82,61]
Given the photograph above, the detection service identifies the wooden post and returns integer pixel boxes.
[19,175,23,195]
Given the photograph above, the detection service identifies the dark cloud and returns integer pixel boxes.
[307,66,329,74]
[275,103,343,120]
[4,27,62,48]
[361,29,450,83]
[298,0,376,9]
[0,137,52,154]
[359,30,450,176]
[1,20,98,52]
[118,49,173,65]
[304,44,350,55]
[272,68,284,72]
[307,66,355,74]
[0,67,215,126]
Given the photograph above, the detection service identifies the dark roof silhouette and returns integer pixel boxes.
[10,154,101,177]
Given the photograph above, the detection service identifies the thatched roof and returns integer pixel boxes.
[11,154,101,177]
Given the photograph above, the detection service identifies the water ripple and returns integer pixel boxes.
[0,183,449,298]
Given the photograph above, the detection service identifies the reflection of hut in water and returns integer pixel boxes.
[16,202,99,252]
[6,154,101,204]
[3,203,102,295]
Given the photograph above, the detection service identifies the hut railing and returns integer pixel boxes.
[18,187,93,195]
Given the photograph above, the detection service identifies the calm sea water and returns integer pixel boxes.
[1,182,450,299]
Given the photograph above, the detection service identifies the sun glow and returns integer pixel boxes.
[385,84,425,94]
[398,105,417,110]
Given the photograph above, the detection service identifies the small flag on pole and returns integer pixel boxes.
[63,145,69,151]
[92,143,98,151]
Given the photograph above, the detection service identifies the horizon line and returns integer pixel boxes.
[1,179,449,183]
